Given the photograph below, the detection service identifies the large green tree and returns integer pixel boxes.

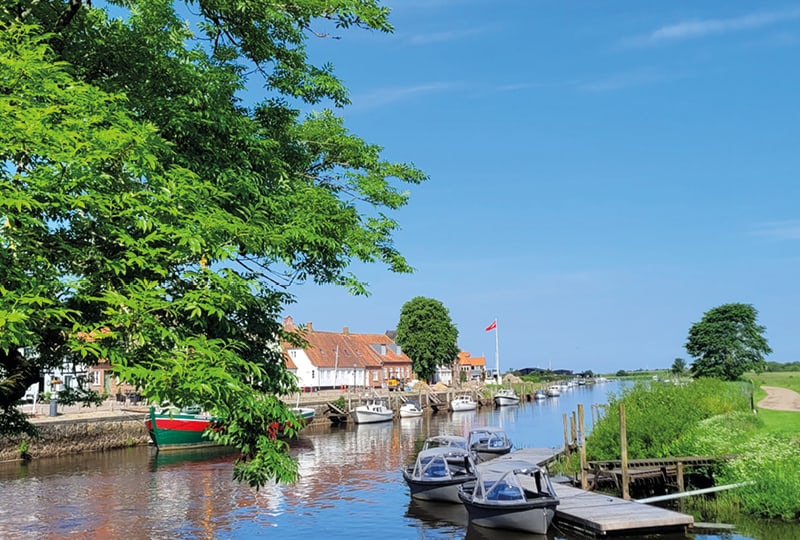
[685,303,771,381]
[395,297,459,383]
[0,1,425,486]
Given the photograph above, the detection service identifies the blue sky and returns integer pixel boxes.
[278,1,800,374]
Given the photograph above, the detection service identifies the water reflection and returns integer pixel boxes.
[0,381,794,539]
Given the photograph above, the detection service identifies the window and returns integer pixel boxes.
[311,370,315,379]
[90,371,101,386]
[290,350,297,358]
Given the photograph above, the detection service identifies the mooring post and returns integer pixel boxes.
[578,404,587,489]
[620,403,630,500]
[570,411,577,446]
[677,462,685,492]
[562,413,571,460]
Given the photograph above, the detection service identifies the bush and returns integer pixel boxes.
[586,378,751,460]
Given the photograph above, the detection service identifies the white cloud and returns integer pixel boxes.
[408,25,494,46]
[646,8,800,43]
[349,82,458,110]
[751,220,800,240]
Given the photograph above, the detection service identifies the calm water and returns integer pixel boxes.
[1,382,796,539]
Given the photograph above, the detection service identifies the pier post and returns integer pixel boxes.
[562,413,571,460]
[578,404,587,489]
[620,403,630,500]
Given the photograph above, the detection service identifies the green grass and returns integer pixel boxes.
[748,371,800,435]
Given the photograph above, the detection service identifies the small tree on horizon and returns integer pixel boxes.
[395,297,460,383]
[686,303,771,381]
[671,358,687,375]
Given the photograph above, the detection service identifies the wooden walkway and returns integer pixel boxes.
[485,449,694,537]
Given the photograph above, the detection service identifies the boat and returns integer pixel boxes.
[399,401,423,418]
[421,435,468,452]
[146,406,219,451]
[533,389,547,400]
[458,459,560,534]
[147,404,316,449]
[493,388,520,407]
[351,398,394,424]
[467,426,512,462]
[450,393,477,412]
[546,386,561,397]
[402,446,476,503]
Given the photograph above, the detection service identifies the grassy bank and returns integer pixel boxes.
[573,374,800,521]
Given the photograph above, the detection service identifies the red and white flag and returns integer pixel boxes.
[485,320,497,332]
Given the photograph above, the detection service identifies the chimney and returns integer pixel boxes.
[343,326,349,336]
[306,322,313,331]
[282,316,295,331]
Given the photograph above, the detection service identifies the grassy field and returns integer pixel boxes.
[748,371,800,435]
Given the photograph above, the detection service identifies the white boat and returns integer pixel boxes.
[399,401,423,418]
[546,386,561,397]
[533,390,547,400]
[351,398,393,424]
[458,460,560,534]
[402,446,476,503]
[450,393,477,412]
[467,426,512,462]
[493,388,520,407]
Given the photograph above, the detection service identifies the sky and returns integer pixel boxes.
[275,1,800,374]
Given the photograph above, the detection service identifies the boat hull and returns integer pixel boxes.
[402,470,469,503]
[146,411,218,451]
[459,497,557,534]
[351,409,393,424]
[493,396,520,406]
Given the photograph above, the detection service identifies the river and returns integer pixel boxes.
[0,381,796,539]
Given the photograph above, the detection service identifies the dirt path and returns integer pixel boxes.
[757,386,800,412]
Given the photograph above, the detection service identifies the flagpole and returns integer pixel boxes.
[495,319,500,385]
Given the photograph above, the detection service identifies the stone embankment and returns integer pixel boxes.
[1,408,150,463]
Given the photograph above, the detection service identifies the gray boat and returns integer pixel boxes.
[402,446,476,503]
[458,459,559,534]
[467,426,512,462]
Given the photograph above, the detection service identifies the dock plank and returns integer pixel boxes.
[482,449,694,536]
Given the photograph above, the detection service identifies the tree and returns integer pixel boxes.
[1,1,425,487]
[395,297,460,383]
[671,358,687,375]
[685,303,771,381]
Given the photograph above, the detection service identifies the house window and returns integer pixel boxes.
[290,350,297,358]
[90,371,101,386]
[311,370,315,379]
[373,371,378,381]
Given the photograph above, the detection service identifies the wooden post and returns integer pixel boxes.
[620,403,630,500]
[562,413,571,460]
[570,411,577,446]
[677,462,685,492]
[578,404,587,489]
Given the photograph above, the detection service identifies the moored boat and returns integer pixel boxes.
[351,398,394,424]
[546,386,561,397]
[458,460,559,534]
[422,435,468,452]
[399,401,423,418]
[467,426,512,462]
[146,406,219,451]
[493,388,520,407]
[450,393,477,412]
[402,446,476,503]
[533,389,547,400]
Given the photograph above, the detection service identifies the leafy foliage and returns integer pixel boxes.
[395,297,459,382]
[586,378,751,460]
[686,303,771,381]
[1,1,425,487]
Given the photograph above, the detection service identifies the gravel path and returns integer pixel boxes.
[757,385,800,412]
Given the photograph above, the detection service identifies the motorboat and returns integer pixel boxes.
[467,426,512,462]
[533,390,547,400]
[399,401,423,418]
[493,388,520,407]
[458,459,559,534]
[450,393,477,412]
[145,405,218,451]
[402,446,476,503]
[351,398,393,424]
[546,386,561,397]
[421,435,468,452]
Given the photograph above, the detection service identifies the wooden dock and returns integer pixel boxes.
[486,449,694,537]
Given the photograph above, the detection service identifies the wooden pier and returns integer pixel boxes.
[487,449,694,537]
